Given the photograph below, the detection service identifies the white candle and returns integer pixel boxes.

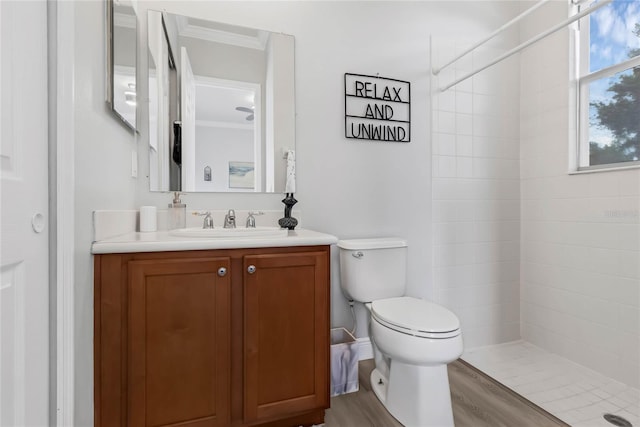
[285,150,296,193]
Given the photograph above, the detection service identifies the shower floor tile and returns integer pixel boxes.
[463,341,640,427]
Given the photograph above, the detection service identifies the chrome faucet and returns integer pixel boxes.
[223,209,236,228]
[201,212,214,229]
[245,211,264,228]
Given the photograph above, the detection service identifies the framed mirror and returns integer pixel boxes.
[146,11,295,193]
[106,0,137,131]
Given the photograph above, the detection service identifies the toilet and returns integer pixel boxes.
[337,238,463,427]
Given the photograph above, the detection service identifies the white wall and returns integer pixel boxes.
[519,2,640,388]
[72,2,138,424]
[71,2,525,424]
[432,36,521,349]
[194,125,254,192]
[132,1,521,331]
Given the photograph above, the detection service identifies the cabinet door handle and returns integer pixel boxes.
[217,267,227,277]
[247,265,256,274]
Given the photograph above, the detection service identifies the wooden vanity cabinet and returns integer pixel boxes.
[94,246,330,427]
[127,257,231,427]
[243,252,329,423]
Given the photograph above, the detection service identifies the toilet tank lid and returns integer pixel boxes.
[337,237,408,250]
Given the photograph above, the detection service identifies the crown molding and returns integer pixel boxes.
[174,15,267,51]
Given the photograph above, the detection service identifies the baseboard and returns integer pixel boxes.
[357,337,373,361]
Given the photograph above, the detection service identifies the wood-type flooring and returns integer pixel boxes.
[325,359,571,427]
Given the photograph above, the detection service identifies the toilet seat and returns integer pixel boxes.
[371,297,461,339]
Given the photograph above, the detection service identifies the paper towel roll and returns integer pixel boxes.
[140,206,157,232]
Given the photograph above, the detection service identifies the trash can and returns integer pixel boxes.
[330,328,359,397]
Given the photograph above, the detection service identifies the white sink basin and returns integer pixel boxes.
[169,226,288,239]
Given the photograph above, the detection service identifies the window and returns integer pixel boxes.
[576,0,640,170]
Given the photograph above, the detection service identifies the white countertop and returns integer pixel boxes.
[91,228,338,254]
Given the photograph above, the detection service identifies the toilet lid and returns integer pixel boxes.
[371,297,461,339]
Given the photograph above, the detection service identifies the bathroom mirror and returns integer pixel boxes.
[147,11,295,193]
[106,0,137,131]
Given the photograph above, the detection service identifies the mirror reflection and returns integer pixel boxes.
[108,0,137,130]
[147,11,295,193]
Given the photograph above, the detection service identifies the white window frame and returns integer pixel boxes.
[574,0,640,172]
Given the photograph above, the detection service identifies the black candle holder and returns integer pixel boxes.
[278,193,298,230]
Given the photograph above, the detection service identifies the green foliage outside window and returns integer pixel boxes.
[589,23,640,166]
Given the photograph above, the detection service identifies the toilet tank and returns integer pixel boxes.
[337,238,408,303]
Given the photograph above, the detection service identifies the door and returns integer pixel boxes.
[180,47,196,192]
[128,257,231,427]
[0,1,49,426]
[243,251,329,422]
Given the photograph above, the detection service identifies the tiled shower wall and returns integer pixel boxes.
[431,38,522,348]
[519,4,640,388]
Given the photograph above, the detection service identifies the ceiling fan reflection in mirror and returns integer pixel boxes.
[236,106,254,121]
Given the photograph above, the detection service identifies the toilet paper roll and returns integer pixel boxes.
[140,206,157,232]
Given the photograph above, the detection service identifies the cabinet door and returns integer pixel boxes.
[243,251,329,422]
[128,257,231,427]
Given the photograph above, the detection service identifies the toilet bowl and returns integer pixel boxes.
[369,297,462,426]
[371,297,462,365]
[337,238,463,427]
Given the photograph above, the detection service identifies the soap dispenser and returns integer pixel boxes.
[167,192,186,229]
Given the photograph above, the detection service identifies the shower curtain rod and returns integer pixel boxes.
[437,0,613,92]
[432,0,552,76]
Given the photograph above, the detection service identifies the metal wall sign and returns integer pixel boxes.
[344,73,411,142]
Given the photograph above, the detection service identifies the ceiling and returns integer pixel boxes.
[194,83,256,128]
